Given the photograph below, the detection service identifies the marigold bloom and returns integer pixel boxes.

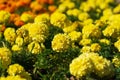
[90,43,101,52]
[15,36,24,46]
[99,39,110,45]
[52,33,71,52]
[103,14,120,38]
[67,8,80,17]
[63,21,79,33]
[7,64,32,80]
[102,26,116,37]
[113,4,120,13]
[70,53,93,78]
[89,52,114,77]
[50,12,71,28]
[34,13,50,24]
[112,55,120,68]
[20,13,33,23]
[81,46,91,53]
[12,44,23,52]
[114,39,120,52]
[79,39,92,46]
[0,47,11,68]
[16,23,31,44]
[68,31,82,42]
[82,24,101,39]
[78,12,89,21]
[70,52,114,78]
[0,75,26,80]
[57,1,75,12]
[7,64,25,76]
[28,41,45,54]
[0,10,10,24]
[28,23,49,43]
[4,27,16,45]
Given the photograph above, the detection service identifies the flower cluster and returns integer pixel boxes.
[7,64,32,80]
[69,53,93,78]
[82,24,101,39]
[0,10,10,24]
[28,41,45,54]
[28,23,49,43]
[4,28,16,45]
[0,75,26,80]
[112,55,120,68]
[52,33,71,52]
[34,13,50,24]
[0,0,120,79]
[50,12,71,28]
[70,52,114,79]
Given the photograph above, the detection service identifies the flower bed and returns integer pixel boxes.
[0,0,120,80]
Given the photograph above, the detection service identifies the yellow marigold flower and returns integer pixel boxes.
[20,13,33,23]
[57,0,75,12]
[34,13,50,24]
[109,15,120,30]
[83,19,93,26]
[102,26,117,38]
[65,1,75,9]
[57,4,67,12]
[99,3,108,10]
[70,52,114,78]
[50,12,71,28]
[99,39,110,45]
[69,53,93,78]
[0,47,11,68]
[15,36,24,46]
[7,64,32,80]
[7,64,25,76]
[16,23,32,44]
[103,14,120,38]
[79,39,92,46]
[103,8,113,16]
[68,31,82,42]
[78,12,89,21]
[0,75,26,80]
[89,52,114,77]
[63,21,79,33]
[52,33,71,52]
[99,16,109,24]
[113,4,120,13]
[80,2,93,12]
[90,43,101,52]
[81,46,91,53]
[82,24,101,39]
[16,23,30,37]
[112,55,120,68]
[66,8,80,17]
[95,20,105,28]
[28,23,49,43]
[4,28,16,45]
[28,41,45,54]
[0,10,10,24]
[12,45,23,52]
[114,39,120,52]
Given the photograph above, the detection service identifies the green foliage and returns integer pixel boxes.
[33,47,80,80]
[0,60,7,77]
[115,67,120,80]
[44,25,63,49]
[99,43,115,59]
[11,48,37,75]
